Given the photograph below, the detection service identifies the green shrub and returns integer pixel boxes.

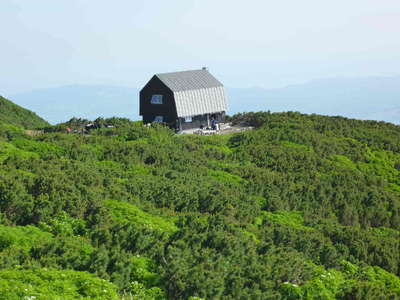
[0,142,39,162]
[0,225,52,252]
[0,268,119,300]
[104,200,177,234]
[0,123,25,140]
[12,138,65,158]
[260,211,314,231]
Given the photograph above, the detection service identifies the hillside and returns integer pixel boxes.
[8,75,400,124]
[0,112,400,299]
[0,95,48,129]
[9,85,139,124]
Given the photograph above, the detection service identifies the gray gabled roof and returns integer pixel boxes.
[155,69,228,117]
[156,69,223,92]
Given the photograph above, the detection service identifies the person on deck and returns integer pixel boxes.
[211,118,217,130]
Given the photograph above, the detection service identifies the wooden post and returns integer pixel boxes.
[178,118,182,131]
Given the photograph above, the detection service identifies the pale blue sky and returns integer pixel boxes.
[1,0,400,94]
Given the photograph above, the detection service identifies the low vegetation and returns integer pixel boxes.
[0,109,400,299]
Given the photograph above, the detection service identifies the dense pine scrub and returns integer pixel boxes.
[0,96,49,129]
[0,111,399,299]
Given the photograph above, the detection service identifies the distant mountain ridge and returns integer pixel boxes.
[227,76,400,124]
[0,95,49,128]
[9,85,138,124]
[8,76,400,124]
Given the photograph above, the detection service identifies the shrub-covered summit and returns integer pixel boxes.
[0,112,399,299]
[0,95,49,129]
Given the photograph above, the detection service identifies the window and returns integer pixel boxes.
[151,95,163,104]
[184,116,192,123]
[154,116,163,123]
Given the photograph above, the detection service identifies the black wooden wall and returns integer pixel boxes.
[139,76,177,127]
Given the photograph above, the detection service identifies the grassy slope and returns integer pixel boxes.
[0,112,399,299]
[0,96,49,129]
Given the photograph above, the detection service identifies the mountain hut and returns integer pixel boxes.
[139,68,228,131]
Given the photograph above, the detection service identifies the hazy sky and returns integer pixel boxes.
[1,0,400,94]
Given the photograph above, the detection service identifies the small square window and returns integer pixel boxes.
[154,116,163,123]
[151,95,163,104]
[184,116,192,123]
